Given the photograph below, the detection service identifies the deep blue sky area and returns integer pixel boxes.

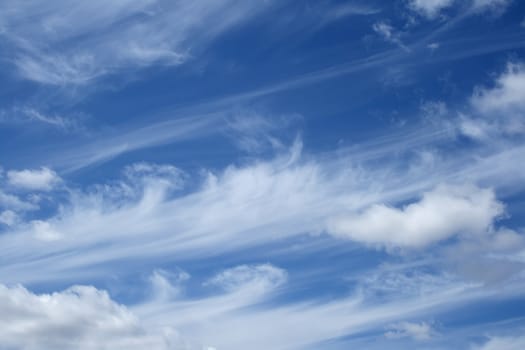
[0,1,525,349]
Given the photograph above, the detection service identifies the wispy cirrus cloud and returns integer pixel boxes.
[372,22,410,52]
[408,0,455,19]
[51,112,222,172]
[0,106,82,131]
[0,124,523,285]
[407,0,512,19]
[132,259,523,350]
[1,2,525,349]
[384,321,436,340]
[0,0,273,86]
[471,0,512,13]
[474,333,525,350]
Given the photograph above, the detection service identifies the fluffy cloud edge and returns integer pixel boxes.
[327,184,504,249]
[7,167,61,191]
[0,283,193,350]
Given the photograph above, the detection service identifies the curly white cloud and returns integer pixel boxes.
[328,184,504,249]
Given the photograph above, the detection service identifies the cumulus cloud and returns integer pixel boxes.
[384,321,436,340]
[0,284,186,350]
[7,167,60,191]
[461,62,525,139]
[328,184,504,249]
[471,62,525,115]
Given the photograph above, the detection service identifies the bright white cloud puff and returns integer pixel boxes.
[7,167,60,191]
[0,284,186,350]
[328,184,504,249]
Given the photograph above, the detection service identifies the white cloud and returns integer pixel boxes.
[206,264,287,294]
[0,0,272,85]
[1,267,467,350]
[7,167,60,191]
[0,210,18,226]
[124,162,186,191]
[373,22,395,40]
[407,0,510,19]
[372,22,409,51]
[474,334,525,350]
[0,190,38,211]
[149,269,190,302]
[322,3,381,21]
[31,220,63,241]
[359,268,462,298]
[136,264,292,348]
[0,284,189,350]
[52,113,220,172]
[408,0,455,19]
[134,263,493,350]
[328,184,504,249]
[463,62,525,138]
[384,321,436,340]
[471,62,525,116]
[427,42,440,50]
[0,130,523,285]
[0,138,522,349]
[225,112,295,154]
[471,0,511,13]
[0,106,81,131]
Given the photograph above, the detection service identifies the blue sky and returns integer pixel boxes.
[0,0,525,349]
